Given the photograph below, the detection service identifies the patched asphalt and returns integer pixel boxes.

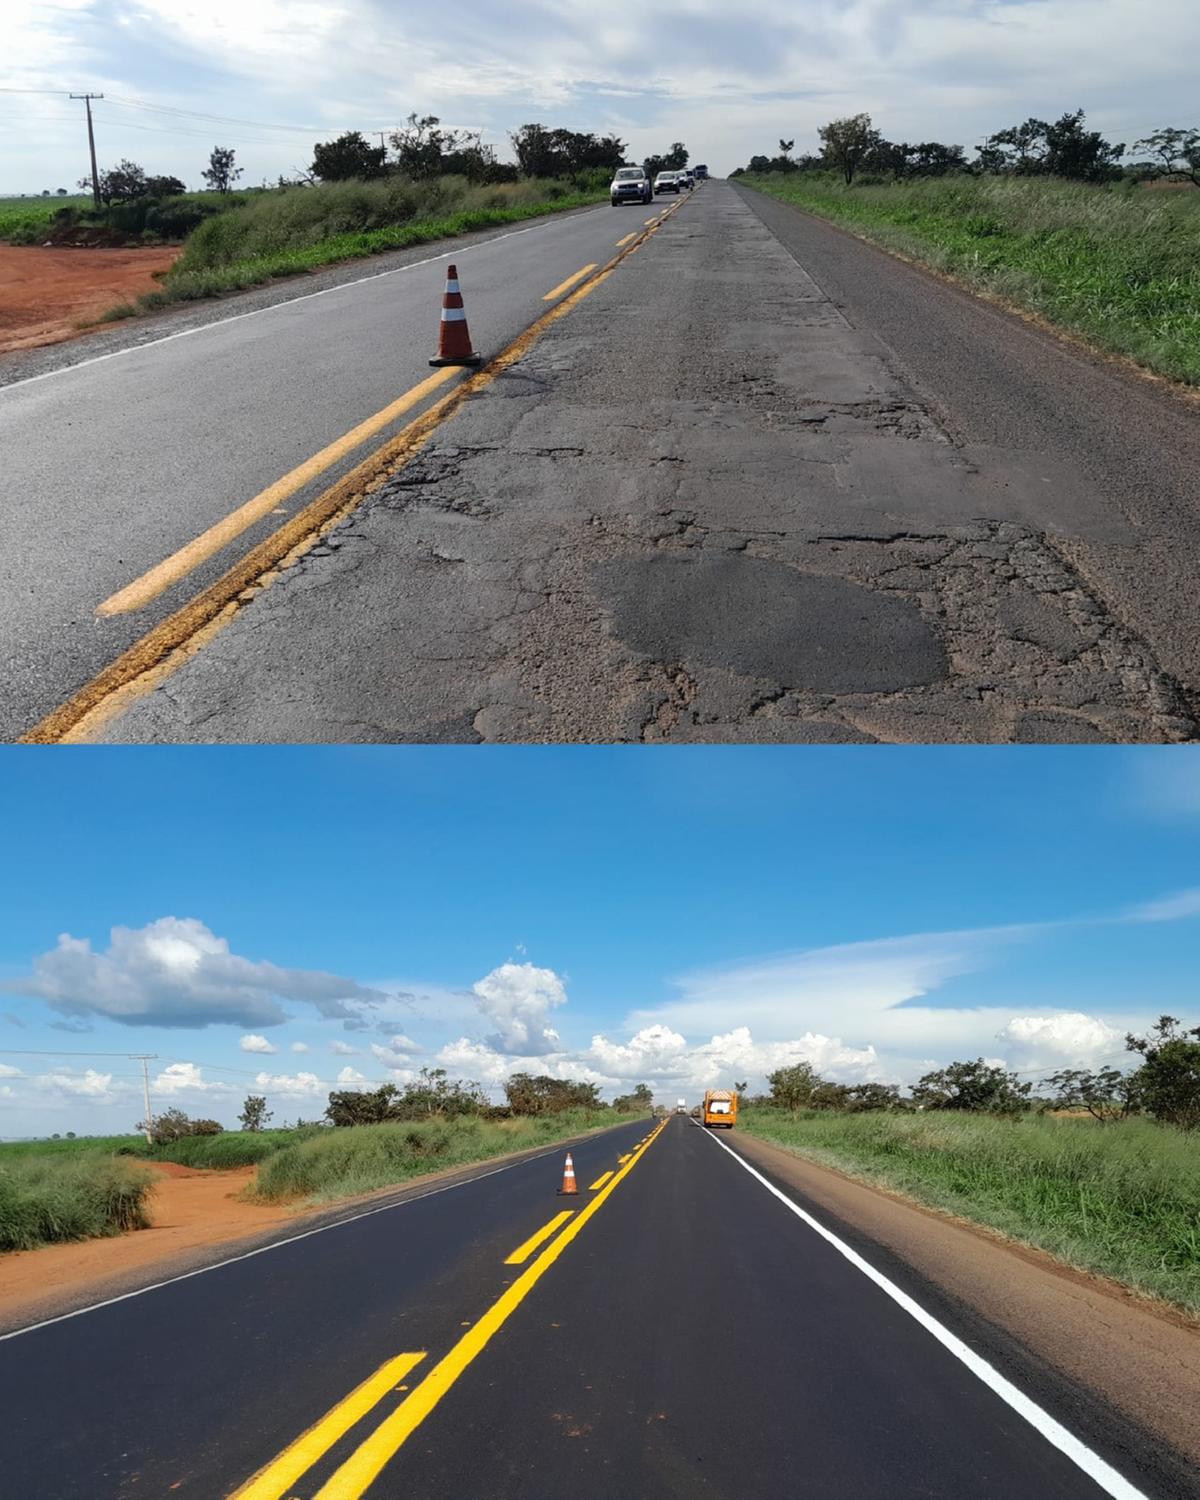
[51,180,1200,743]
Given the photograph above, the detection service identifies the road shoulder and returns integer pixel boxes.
[733,1128,1200,1475]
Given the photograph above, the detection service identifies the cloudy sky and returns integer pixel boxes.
[0,747,1197,1136]
[4,0,1195,192]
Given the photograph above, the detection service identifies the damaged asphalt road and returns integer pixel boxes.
[93,182,1200,743]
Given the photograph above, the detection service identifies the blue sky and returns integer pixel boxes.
[5,0,1196,191]
[1,747,1197,1135]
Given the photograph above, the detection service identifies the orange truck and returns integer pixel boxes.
[701,1089,737,1128]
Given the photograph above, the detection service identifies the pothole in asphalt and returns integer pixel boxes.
[594,552,946,694]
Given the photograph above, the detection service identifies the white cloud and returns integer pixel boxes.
[472,962,567,1054]
[34,1068,126,1103]
[290,1041,310,1053]
[239,1033,277,1054]
[253,1069,324,1098]
[0,1063,23,1079]
[370,1035,420,1068]
[153,1062,234,1096]
[329,1040,359,1056]
[995,1013,1125,1069]
[336,1066,368,1086]
[1125,888,1200,923]
[5,917,386,1029]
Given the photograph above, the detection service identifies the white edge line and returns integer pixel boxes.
[0,207,606,394]
[702,1128,1146,1500]
[0,1121,640,1344]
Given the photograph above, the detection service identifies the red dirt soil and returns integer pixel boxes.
[0,1163,290,1314]
[0,244,180,354]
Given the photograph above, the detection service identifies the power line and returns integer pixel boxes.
[104,93,322,134]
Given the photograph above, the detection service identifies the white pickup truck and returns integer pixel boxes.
[610,167,653,206]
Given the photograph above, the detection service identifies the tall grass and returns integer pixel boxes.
[98,175,606,318]
[740,173,1200,386]
[741,1108,1200,1312]
[253,1110,623,1205]
[0,1153,154,1252]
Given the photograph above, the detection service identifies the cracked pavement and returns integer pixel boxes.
[95,182,1200,743]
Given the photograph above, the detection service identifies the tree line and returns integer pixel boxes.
[733,111,1200,187]
[135,1067,659,1142]
[307,117,689,187]
[757,1016,1200,1129]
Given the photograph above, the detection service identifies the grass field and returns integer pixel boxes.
[740,1108,1200,1313]
[99,175,608,319]
[0,195,93,242]
[739,173,1200,386]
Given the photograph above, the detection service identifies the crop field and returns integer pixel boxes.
[740,173,1200,386]
[741,1108,1200,1313]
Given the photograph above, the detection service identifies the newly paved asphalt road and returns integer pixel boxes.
[0,1116,1181,1499]
[7,179,1200,742]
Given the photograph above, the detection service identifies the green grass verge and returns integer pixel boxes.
[99,189,606,322]
[251,1110,633,1206]
[739,1108,1200,1313]
[738,173,1200,387]
[0,1152,154,1251]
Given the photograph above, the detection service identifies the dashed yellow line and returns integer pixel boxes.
[615,232,637,247]
[542,263,597,301]
[230,1351,425,1500]
[503,1209,574,1265]
[308,1122,667,1499]
[588,1170,613,1191]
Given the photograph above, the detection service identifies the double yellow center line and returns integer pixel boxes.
[230,1121,666,1500]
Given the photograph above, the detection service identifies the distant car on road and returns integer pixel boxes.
[693,163,709,179]
[677,171,696,190]
[610,167,653,206]
[654,172,680,195]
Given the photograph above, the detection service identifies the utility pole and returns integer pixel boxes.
[131,1054,157,1144]
[70,93,104,210]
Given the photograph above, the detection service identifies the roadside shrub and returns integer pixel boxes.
[0,1155,153,1251]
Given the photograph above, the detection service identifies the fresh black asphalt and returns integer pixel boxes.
[0,1116,1177,1498]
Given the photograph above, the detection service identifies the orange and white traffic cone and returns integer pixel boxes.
[557,1152,578,1195]
[429,263,482,367]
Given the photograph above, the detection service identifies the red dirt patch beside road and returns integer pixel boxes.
[0,1162,289,1320]
[0,244,179,353]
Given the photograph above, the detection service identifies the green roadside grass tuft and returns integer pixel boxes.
[739,1108,1200,1314]
[0,1152,153,1252]
[738,172,1200,387]
[251,1110,631,1206]
[96,176,608,321]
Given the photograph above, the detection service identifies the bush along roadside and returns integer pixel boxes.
[739,1107,1200,1315]
[737,172,1200,388]
[0,1153,154,1252]
[98,182,607,323]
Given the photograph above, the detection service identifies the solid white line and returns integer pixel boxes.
[0,1125,638,1343]
[702,1129,1146,1500]
[0,207,606,395]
